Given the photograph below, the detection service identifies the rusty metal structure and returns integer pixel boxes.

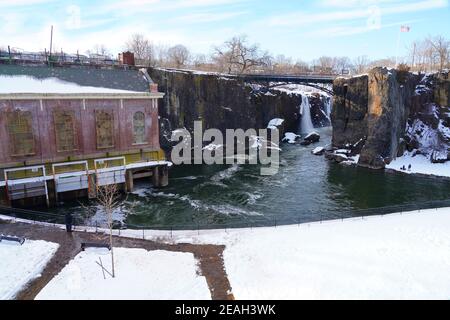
[0,65,170,208]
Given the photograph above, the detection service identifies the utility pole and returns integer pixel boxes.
[48,25,53,66]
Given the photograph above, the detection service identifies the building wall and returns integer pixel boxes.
[0,98,160,168]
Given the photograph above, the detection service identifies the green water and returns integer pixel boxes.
[48,127,450,229]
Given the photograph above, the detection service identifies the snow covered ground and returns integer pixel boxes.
[144,209,450,300]
[217,210,450,300]
[387,153,450,178]
[36,248,211,300]
[2,208,450,300]
[0,239,58,300]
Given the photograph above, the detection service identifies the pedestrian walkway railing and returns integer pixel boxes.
[2,199,450,233]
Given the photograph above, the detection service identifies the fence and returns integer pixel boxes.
[0,50,122,67]
[2,198,450,234]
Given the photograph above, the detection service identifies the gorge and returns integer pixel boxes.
[42,67,450,228]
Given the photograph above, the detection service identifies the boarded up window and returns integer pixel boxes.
[95,110,114,149]
[133,111,146,144]
[54,111,78,152]
[7,110,35,156]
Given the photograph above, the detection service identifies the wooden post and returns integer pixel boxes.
[152,166,160,187]
[125,170,134,192]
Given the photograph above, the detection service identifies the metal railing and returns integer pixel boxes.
[2,198,450,234]
[0,50,121,67]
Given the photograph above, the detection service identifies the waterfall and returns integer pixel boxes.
[299,95,315,134]
[325,97,332,120]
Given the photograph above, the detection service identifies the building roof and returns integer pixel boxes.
[0,64,150,92]
[0,75,143,94]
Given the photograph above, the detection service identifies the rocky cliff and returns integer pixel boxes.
[331,67,450,169]
[147,68,330,149]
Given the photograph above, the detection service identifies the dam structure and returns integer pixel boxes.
[0,64,171,207]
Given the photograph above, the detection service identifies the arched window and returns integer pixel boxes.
[95,110,114,149]
[7,110,35,156]
[54,110,78,152]
[133,111,146,145]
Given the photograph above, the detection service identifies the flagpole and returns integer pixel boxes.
[395,27,401,67]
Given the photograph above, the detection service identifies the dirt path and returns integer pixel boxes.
[0,221,234,300]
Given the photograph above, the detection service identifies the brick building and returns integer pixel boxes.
[0,65,170,207]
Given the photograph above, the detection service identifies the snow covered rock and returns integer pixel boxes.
[282,132,301,144]
[312,147,325,156]
[267,118,285,130]
[301,132,320,146]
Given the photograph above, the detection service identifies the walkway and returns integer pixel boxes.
[0,220,234,300]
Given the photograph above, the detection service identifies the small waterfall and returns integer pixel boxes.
[325,97,332,120]
[299,95,315,134]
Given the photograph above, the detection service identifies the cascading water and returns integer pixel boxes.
[299,95,315,134]
[325,96,332,120]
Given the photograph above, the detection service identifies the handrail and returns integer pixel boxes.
[2,198,450,231]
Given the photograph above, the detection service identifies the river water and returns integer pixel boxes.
[47,127,450,229]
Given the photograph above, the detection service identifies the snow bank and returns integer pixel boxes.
[192,209,450,300]
[36,248,210,300]
[87,209,450,299]
[0,75,142,94]
[0,239,59,300]
[387,153,450,178]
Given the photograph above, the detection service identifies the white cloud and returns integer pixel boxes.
[172,11,247,24]
[269,0,448,27]
[0,0,55,7]
[306,19,423,38]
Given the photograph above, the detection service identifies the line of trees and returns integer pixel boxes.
[92,33,450,75]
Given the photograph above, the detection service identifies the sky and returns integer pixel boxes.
[0,0,449,62]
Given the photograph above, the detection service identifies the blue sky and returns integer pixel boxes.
[0,0,449,61]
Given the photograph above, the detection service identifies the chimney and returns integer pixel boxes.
[150,83,158,93]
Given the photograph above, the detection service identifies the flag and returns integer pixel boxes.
[400,25,410,32]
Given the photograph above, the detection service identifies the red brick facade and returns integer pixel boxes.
[0,98,160,168]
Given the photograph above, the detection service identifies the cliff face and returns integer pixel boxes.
[147,68,330,148]
[403,72,450,163]
[331,67,450,169]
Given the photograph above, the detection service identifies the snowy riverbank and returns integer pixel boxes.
[171,208,450,299]
[387,153,450,178]
[2,208,450,299]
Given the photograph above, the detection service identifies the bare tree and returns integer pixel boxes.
[428,35,449,72]
[312,56,336,74]
[369,57,397,69]
[272,55,294,74]
[87,44,111,58]
[125,34,155,66]
[352,55,370,74]
[213,35,271,74]
[81,181,122,278]
[335,57,353,75]
[293,60,311,74]
[167,44,190,68]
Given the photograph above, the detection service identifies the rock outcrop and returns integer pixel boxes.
[309,93,332,128]
[331,67,450,169]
